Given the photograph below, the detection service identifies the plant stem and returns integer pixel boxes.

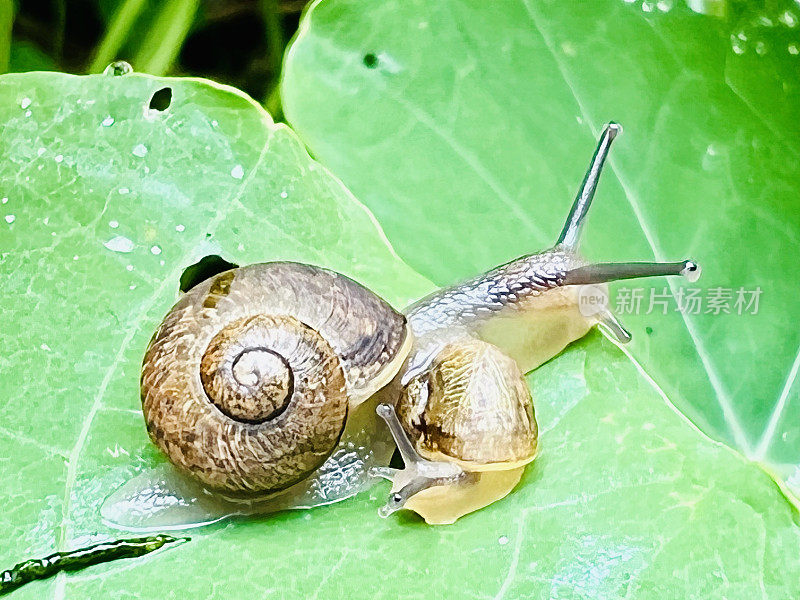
[134,0,200,76]
[0,0,12,74]
[87,0,147,74]
[260,0,285,112]
[0,535,188,596]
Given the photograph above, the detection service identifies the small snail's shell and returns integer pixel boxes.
[398,338,538,470]
[142,262,411,495]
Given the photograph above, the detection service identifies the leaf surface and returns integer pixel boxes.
[0,63,798,600]
[282,0,800,483]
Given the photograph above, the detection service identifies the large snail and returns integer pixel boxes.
[106,123,699,528]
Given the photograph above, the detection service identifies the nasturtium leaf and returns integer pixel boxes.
[0,64,798,600]
[282,0,800,487]
[0,70,430,598]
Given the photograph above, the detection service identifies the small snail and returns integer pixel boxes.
[131,123,699,527]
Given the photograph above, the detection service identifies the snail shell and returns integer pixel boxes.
[398,338,538,469]
[141,262,411,495]
[393,338,538,524]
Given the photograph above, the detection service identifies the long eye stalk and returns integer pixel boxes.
[374,403,465,518]
[557,122,622,250]
[564,260,701,285]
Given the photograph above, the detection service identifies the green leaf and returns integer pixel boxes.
[0,68,798,599]
[282,0,800,485]
[0,70,429,597]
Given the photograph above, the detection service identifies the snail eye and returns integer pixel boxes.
[391,493,403,505]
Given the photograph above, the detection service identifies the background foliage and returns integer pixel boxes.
[2,0,308,115]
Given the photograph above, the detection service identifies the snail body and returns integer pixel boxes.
[130,123,700,528]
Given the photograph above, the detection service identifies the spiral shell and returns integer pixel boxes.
[398,337,537,470]
[142,262,411,495]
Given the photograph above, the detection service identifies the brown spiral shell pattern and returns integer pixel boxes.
[398,338,537,469]
[141,262,409,494]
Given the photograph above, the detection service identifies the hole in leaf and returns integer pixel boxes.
[389,448,404,470]
[363,53,378,68]
[149,87,173,112]
[179,255,239,293]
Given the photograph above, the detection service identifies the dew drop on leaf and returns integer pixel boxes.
[103,61,133,76]
[103,235,134,253]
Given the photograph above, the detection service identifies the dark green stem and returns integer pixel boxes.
[260,0,285,116]
[0,0,12,74]
[0,535,188,596]
[88,0,147,74]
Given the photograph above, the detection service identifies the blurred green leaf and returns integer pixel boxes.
[282,0,800,487]
[1,65,799,598]
[0,0,12,73]
[133,0,199,75]
[88,0,148,74]
[8,40,57,72]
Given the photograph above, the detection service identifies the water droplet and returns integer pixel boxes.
[54,154,63,163]
[641,0,655,12]
[104,61,133,76]
[20,97,31,109]
[790,43,799,55]
[656,0,673,12]
[175,224,185,232]
[40,343,52,351]
[755,40,767,55]
[25,110,32,117]
[1,197,7,204]
[780,10,798,27]
[150,245,162,255]
[280,190,288,199]
[132,143,148,157]
[109,220,119,228]
[126,264,134,271]
[37,147,46,156]
[231,164,244,179]
[101,116,115,127]
[104,235,135,253]
[119,187,130,195]
[498,536,509,545]
[5,214,15,224]
[73,255,79,261]
[211,120,219,127]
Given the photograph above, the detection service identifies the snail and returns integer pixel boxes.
[106,122,699,529]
